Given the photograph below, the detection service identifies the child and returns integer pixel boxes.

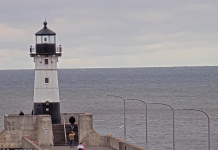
[77,143,85,150]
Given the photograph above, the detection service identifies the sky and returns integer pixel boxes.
[0,0,218,69]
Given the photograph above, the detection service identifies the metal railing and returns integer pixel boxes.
[30,47,35,54]
[63,115,67,143]
[56,45,62,53]
[29,45,62,55]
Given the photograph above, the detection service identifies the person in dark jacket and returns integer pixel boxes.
[19,110,24,116]
[69,115,75,131]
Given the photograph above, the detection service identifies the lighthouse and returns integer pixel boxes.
[30,21,62,124]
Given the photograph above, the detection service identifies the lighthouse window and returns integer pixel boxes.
[45,59,48,64]
[45,78,49,83]
[49,36,55,43]
[42,35,49,44]
[36,36,42,44]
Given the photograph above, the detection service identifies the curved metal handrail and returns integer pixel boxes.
[63,115,67,143]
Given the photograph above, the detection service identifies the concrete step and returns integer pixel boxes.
[53,124,78,146]
[52,129,78,134]
[54,142,79,146]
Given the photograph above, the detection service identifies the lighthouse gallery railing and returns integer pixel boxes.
[29,45,62,55]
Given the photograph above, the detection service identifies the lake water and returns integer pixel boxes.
[0,67,218,150]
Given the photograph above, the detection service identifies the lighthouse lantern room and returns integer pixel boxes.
[30,21,62,124]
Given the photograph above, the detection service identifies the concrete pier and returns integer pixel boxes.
[0,113,145,150]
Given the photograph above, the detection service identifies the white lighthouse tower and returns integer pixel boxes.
[30,21,62,124]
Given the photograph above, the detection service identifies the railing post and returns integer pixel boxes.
[60,45,62,52]
[106,134,112,147]
[118,139,124,150]
[30,45,32,53]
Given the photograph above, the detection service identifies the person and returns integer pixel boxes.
[69,131,75,148]
[69,115,75,130]
[31,106,34,115]
[77,143,85,150]
[81,143,85,150]
[19,110,24,116]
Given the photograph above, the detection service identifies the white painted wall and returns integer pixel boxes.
[33,55,60,103]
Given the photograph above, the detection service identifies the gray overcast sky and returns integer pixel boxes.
[0,0,218,69]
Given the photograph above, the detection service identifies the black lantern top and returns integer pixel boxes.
[35,21,56,35]
[30,21,62,57]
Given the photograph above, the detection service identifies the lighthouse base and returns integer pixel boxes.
[33,102,61,124]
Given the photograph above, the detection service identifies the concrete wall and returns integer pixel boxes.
[0,130,22,148]
[124,142,144,150]
[36,115,53,146]
[100,135,145,150]
[100,135,110,147]
[0,114,53,148]
[4,114,38,132]
[77,113,144,150]
[109,136,120,150]
[78,113,101,146]
[0,114,38,148]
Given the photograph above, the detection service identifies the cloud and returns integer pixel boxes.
[0,49,33,69]
[0,23,32,42]
[0,0,218,69]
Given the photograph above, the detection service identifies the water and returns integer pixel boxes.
[0,66,218,150]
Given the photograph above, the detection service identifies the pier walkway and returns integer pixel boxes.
[42,146,115,150]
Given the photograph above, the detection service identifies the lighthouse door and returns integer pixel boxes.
[45,101,50,115]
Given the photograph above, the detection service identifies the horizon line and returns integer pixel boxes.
[0,65,217,71]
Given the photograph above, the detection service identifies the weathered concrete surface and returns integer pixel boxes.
[4,114,37,131]
[78,114,101,146]
[37,115,53,146]
[99,135,120,150]
[0,130,24,148]
[0,115,38,148]
[22,137,43,150]
[124,142,145,150]
[109,136,120,150]
[100,135,110,147]
[0,114,53,148]
[100,135,144,150]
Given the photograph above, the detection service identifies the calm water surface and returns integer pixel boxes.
[0,67,218,150]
